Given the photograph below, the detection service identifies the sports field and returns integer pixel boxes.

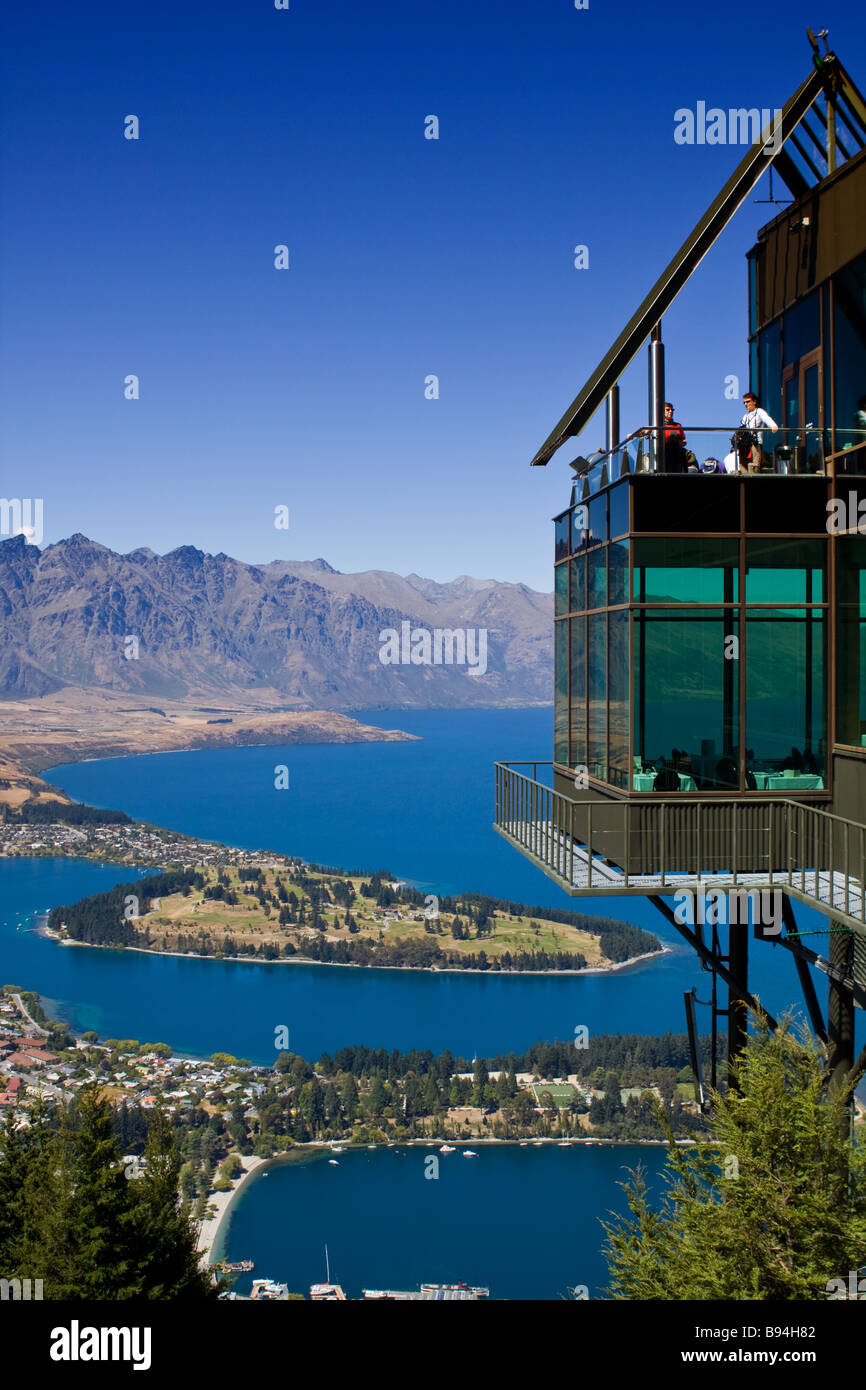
[531,1083,576,1108]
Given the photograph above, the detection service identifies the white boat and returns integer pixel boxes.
[328,1159,339,1166]
[330,1145,344,1153]
[462,1150,478,1158]
[439,1144,456,1153]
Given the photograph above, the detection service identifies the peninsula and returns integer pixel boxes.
[0,689,415,810]
[42,859,661,974]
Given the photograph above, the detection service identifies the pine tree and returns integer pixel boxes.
[130,1107,216,1299]
[603,1020,866,1300]
[1,1089,217,1299]
[340,1074,359,1123]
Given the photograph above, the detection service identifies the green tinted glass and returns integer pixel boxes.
[555,620,569,764]
[570,616,586,767]
[609,539,628,606]
[555,561,569,616]
[608,611,629,788]
[570,554,586,613]
[745,539,825,603]
[633,537,738,603]
[745,609,825,777]
[632,608,739,790]
[588,614,606,780]
[588,546,607,610]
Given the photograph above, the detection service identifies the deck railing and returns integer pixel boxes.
[494,760,866,929]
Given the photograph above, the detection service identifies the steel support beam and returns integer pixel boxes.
[647,895,777,1031]
[827,924,855,1104]
[781,895,828,1043]
[727,923,749,1082]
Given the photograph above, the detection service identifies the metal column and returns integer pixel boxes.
[648,328,665,472]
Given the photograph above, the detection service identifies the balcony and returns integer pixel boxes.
[494,761,866,935]
[569,424,866,498]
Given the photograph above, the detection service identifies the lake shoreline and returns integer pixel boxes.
[203,1136,685,1268]
[37,920,670,979]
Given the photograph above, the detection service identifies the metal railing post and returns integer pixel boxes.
[787,803,793,890]
[587,802,593,889]
[768,801,773,883]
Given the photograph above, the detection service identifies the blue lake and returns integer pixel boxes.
[0,706,856,1299]
[12,706,852,1061]
[214,1144,670,1302]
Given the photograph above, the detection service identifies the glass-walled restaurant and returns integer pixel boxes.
[748,145,866,476]
[551,472,866,797]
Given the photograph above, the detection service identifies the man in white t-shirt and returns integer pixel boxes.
[723,392,779,471]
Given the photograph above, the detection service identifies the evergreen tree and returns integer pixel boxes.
[131,1108,216,1299]
[340,1074,359,1123]
[603,1021,866,1300]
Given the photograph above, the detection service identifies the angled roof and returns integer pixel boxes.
[531,44,866,466]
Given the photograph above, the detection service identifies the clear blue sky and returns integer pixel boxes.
[1,0,862,592]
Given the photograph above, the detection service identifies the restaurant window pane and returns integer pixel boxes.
[587,545,607,610]
[758,319,782,426]
[633,537,738,603]
[744,539,825,603]
[570,616,586,768]
[608,611,629,789]
[555,513,570,563]
[836,538,866,747]
[572,501,589,552]
[555,561,569,617]
[588,494,607,546]
[834,253,866,456]
[570,555,586,614]
[745,609,825,782]
[609,480,629,538]
[783,290,820,365]
[588,614,606,781]
[633,609,739,791]
[609,538,629,606]
[555,619,568,765]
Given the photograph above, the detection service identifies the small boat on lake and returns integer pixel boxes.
[462,1150,478,1157]
[439,1144,456,1153]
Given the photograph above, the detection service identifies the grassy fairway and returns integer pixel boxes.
[133,865,607,965]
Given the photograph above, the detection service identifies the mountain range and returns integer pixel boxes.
[0,535,552,708]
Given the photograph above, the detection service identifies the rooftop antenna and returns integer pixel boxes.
[806,26,831,58]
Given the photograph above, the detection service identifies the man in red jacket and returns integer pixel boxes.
[663,402,688,472]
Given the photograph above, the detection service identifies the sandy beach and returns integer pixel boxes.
[197,1155,265,1263]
